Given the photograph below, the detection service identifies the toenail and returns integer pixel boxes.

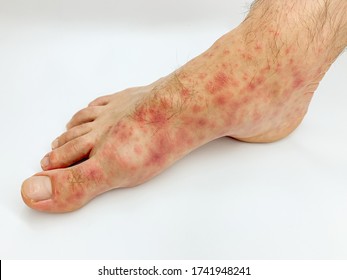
[41,154,50,168]
[51,138,59,149]
[22,176,52,201]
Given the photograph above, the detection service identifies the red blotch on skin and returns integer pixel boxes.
[223,49,231,55]
[269,29,280,37]
[255,43,262,52]
[252,111,262,123]
[134,145,143,155]
[192,105,202,114]
[159,98,170,110]
[197,118,208,127]
[247,82,256,91]
[133,105,147,123]
[256,76,265,85]
[198,73,207,80]
[293,78,304,90]
[215,72,229,87]
[214,95,227,106]
[181,88,190,98]
[113,124,132,144]
[260,65,271,74]
[242,53,253,61]
[147,134,170,166]
[88,167,104,183]
[149,110,167,124]
[230,78,240,87]
[177,128,193,146]
[205,81,216,94]
[241,96,250,105]
[205,72,229,94]
[285,47,291,55]
[292,70,305,90]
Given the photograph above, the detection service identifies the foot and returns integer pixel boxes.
[21,15,340,212]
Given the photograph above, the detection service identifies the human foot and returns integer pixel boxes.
[21,2,345,212]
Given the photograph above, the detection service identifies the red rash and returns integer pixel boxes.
[147,134,171,167]
[181,88,190,97]
[192,105,202,114]
[247,82,257,91]
[206,72,229,94]
[242,53,253,61]
[255,43,262,52]
[197,118,208,127]
[198,73,207,80]
[134,145,143,155]
[111,122,133,143]
[292,70,305,90]
[88,167,105,183]
[293,77,304,89]
[214,95,227,106]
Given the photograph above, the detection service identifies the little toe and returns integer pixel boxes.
[66,106,104,129]
[22,159,108,213]
[42,135,93,170]
[88,94,112,107]
[52,123,92,150]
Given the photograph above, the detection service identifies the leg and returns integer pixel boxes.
[21,0,347,212]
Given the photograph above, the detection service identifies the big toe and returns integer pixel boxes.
[21,176,52,201]
[21,159,108,213]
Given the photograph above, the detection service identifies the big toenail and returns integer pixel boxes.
[41,154,50,168]
[51,138,59,149]
[22,176,52,201]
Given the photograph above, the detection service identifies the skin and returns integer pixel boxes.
[21,0,347,213]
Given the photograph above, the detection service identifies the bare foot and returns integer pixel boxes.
[21,2,345,212]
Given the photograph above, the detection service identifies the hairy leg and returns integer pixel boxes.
[21,0,347,212]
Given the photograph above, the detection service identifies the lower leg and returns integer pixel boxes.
[21,0,347,212]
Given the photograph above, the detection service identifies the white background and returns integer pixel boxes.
[0,0,346,259]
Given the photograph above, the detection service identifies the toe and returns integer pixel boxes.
[66,106,104,129]
[88,94,112,107]
[52,123,92,150]
[42,135,93,170]
[21,159,108,213]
